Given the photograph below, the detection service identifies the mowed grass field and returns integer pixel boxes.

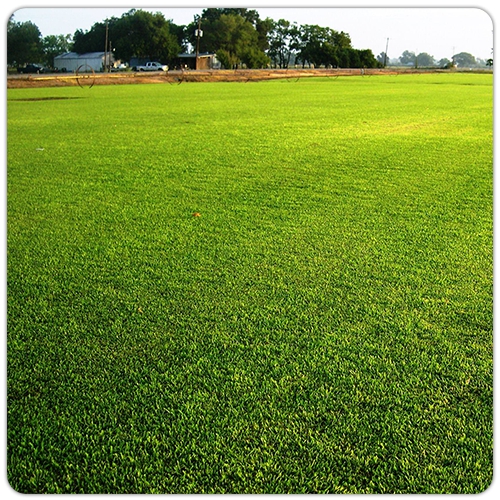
[7,73,493,493]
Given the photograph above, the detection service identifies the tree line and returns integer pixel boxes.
[7,8,379,70]
[8,8,489,70]
[377,49,491,69]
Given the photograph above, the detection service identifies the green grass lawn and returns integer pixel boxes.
[7,73,493,493]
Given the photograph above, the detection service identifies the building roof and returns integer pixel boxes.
[54,52,106,60]
[177,52,215,59]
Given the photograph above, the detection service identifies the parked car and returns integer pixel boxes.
[111,63,128,72]
[17,64,46,74]
[135,61,168,72]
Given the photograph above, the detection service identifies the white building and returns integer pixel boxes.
[54,52,114,72]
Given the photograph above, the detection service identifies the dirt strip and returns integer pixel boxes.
[8,68,442,88]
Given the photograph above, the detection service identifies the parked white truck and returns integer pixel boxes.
[136,61,168,71]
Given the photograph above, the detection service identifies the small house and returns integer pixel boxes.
[54,52,114,72]
[175,53,220,70]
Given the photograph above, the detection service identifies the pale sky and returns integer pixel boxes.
[6,1,495,62]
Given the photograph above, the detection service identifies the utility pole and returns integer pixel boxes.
[109,39,112,71]
[104,22,109,73]
[384,38,389,67]
[195,18,203,70]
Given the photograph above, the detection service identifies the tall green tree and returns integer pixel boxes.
[240,46,271,69]
[168,22,188,53]
[72,22,109,54]
[72,9,180,64]
[41,34,72,68]
[7,17,43,66]
[416,52,435,67]
[198,8,260,26]
[437,57,452,68]
[267,19,300,68]
[255,17,273,53]
[331,30,352,50]
[216,14,269,68]
[377,51,389,66]
[399,50,416,66]
[296,25,352,68]
[357,49,379,68]
[453,52,477,67]
[189,10,269,68]
[296,25,327,67]
[188,6,261,47]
